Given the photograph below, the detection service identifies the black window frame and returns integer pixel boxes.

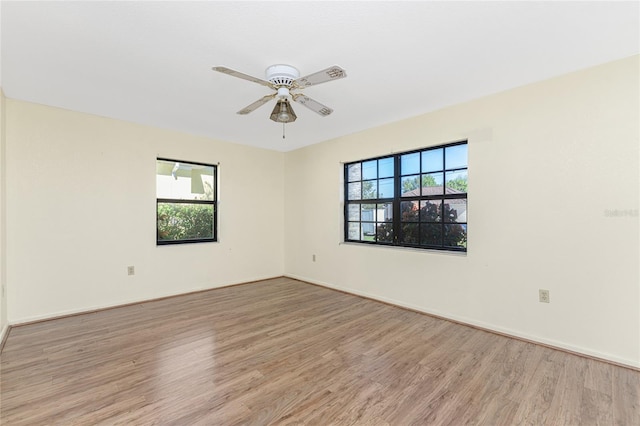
[156,157,218,245]
[344,141,467,252]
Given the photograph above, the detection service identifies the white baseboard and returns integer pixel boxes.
[0,323,9,350]
[285,274,640,370]
[10,275,282,326]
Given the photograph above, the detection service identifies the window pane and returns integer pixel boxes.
[401,175,420,196]
[362,160,377,180]
[445,144,467,169]
[400,201,419,222]
[156,160,214,201]
[421,172,444,196]
[377,223,393,243]
[421,223,442,246]
[347,182,361,200]
[348,222,360,240]
[444,199,467,223]
[420,200,442,222]
[362,181,377,199]
[401,152,420,175]
[347,204,360,221]
[361,204,376,223]
[347,163,361,182]
[378,178,394,199]
[422,148,443,173]
[379,157,394,178]
[157,203,214,241]
[377,203,393,222]
[445,170,468,193]
[444,224,467,248]
[400,223,419,244]
[362,225,375,240]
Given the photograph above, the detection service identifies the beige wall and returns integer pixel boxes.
[284,56,640,367]
[5,101,285,322]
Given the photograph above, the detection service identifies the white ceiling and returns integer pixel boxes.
[1,1,638,152]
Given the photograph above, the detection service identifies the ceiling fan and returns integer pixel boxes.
[212,64,347,125]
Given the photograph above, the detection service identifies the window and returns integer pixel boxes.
[156,158,217,245]
[344,141,467,251]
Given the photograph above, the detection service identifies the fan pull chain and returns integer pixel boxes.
[282,123,286,139]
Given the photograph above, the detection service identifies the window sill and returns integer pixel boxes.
[339,241,467,256]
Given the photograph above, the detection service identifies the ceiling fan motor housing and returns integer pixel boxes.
[266,64,300,87]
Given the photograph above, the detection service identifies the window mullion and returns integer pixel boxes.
[392,155,401,245]
[157,198,214,205]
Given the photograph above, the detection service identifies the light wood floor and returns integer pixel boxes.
[1,277,638,425]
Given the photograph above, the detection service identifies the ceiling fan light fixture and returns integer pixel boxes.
[270,99,297,123]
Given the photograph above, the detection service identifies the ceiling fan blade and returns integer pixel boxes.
[237,94,276,115]
[293,66,347,88]
[212,66,274,88]
[292,94,333,117]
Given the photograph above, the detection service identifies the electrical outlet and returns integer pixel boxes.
[312,254,316,262]
[539,289,550,303]
[127,266,135,276]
